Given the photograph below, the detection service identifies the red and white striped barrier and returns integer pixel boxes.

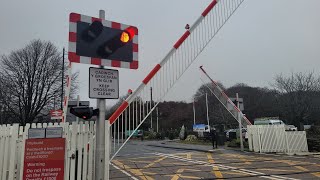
[62,62,72,122]
[199,65,252,126]
[108,0,246,160]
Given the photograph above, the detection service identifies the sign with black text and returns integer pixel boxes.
[89,67,119,99]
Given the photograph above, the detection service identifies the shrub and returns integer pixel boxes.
[156,132,165,140]
[227,138,249,148]
[185,135,197,142]
[146,131,157,139]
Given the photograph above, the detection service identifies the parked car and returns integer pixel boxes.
[225,128,247,140]
[285,125,297,131]
[225,129,236,140]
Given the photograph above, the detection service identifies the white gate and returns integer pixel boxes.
[247,125,308,154]
[0,122,96,180]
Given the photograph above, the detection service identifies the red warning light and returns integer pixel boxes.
[120,27,136,43]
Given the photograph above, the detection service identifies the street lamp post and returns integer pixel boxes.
[193,93,210,127]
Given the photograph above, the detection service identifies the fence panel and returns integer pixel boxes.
[0,125,6,179]
[0,122,100,180]
[247,125,260,152]
[260,125,286,153]
[1,125,10,180]
[248,125,308,154]
[286,131,309,153]
[8,124,19,180]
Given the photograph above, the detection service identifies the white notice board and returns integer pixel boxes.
[89,67,119,99]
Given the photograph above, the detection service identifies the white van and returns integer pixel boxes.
[254,119,285,125]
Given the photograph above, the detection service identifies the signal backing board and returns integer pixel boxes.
[68,13,138,69]
[89,67,119,99]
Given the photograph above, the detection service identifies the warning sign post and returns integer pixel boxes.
[22,138,65,180]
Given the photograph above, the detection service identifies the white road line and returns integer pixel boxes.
[116,152,155,157]
[154,152,299,180]
[111,162,139,180]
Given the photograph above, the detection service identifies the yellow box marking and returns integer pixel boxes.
[312,172,320,177]
[167,169,202,180]
[187,153,192,159]
[144,156,167,168]
[207,153,223,178]
[113,160,154,180]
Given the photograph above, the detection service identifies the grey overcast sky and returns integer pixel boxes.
[1,0,320,107]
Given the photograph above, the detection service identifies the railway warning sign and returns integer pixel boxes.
[89,67,119,99]
[22,138,65,180]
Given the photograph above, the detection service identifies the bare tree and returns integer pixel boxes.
[274,72,320,129]
[0,40,78,125]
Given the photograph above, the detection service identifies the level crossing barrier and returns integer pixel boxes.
[108,0,246,160]
[247,125,309,154]
[199,66,252,128]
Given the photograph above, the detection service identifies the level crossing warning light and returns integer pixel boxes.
[70,106,99,120]
[68,13,139,69]
[96,27,136,59]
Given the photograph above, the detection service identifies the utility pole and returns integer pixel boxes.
[96,10,107,180]
[237,93,244,151]
[53,96,56,110]
[61,47,65,110]
[205,93,210,127]
[193,97,196,125]
[150,87,153,130]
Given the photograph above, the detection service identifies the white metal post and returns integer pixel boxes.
[95,10,107,180]
[156,107,159,133]
[150,87,153,130]
[205,93,210,127]
[193,98,196,125]
[237,93,244,151]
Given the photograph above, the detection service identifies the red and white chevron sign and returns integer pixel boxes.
[50,110,63,120]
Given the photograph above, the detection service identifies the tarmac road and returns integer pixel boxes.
[110,140,320,179]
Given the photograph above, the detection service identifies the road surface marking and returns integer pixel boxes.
[167,169,202,180]
[163,162,188,166]
[113,160,154,180]
[257,168,297,172]
[223,171,248,176]
[144,156,167,168]
[154,152,299,180]
[207,153,223,178]
[129,160,153,163]
[273,159,320,178]
[143,171,157,175]
[222,153,252,165]
[187,153,192,159]
[129,156,162,159]
[312,172,320,177]
[111,162,139,180]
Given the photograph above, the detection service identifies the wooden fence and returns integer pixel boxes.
[0,122,97,180]
[247,125,309,154]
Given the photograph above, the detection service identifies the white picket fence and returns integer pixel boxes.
[0,122,98,180]
[247,125,309,154]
